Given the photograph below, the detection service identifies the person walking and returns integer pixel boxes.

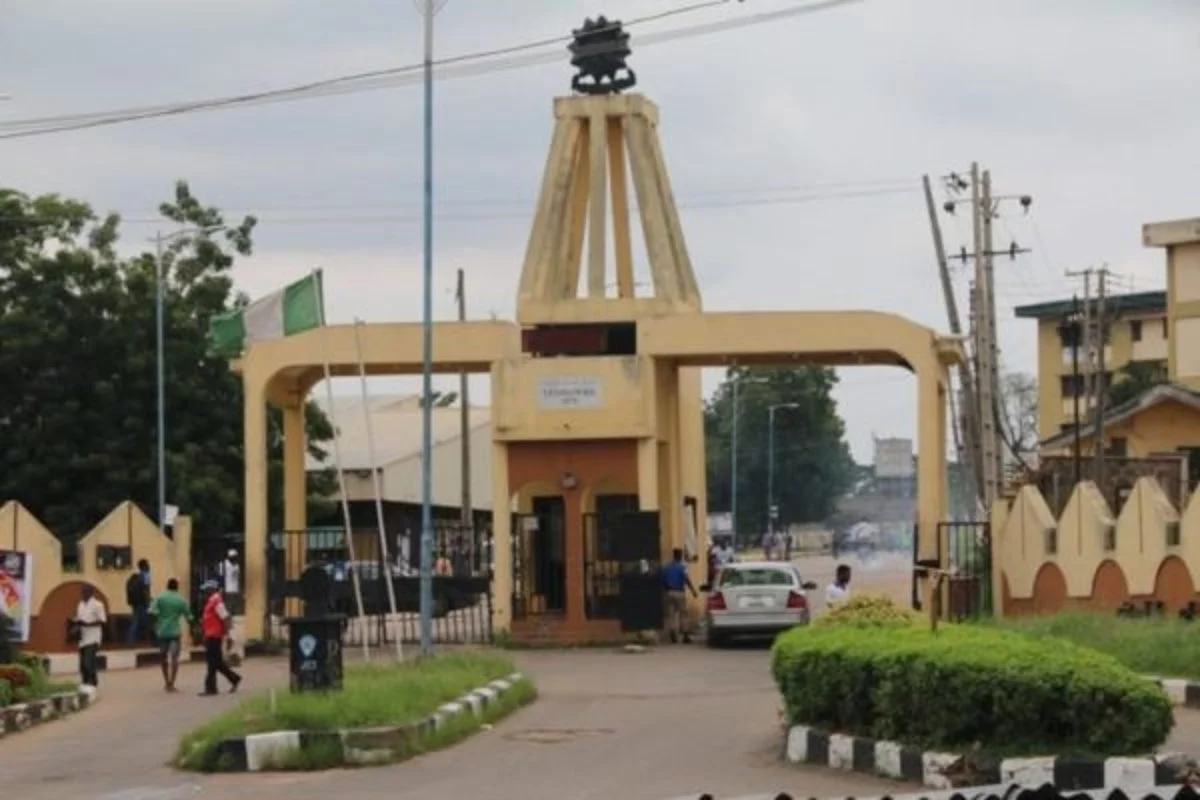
[125,559,152,645]
[661,548,698,644]
[74,585,107,689]
[149,578,192,692]
[219,549,241,615]
[198,580,241,696]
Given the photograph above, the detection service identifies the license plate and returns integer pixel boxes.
[738,595,774,609]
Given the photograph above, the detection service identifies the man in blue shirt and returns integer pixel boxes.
[662,548,698,644]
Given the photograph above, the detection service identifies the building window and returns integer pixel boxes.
[1131,320,1143,342]
[1108,437,1128,458]
[1060,375,1084,397]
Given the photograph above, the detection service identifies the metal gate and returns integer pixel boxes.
[582,512,620,619]
[266,523,493,646]
[936,521,993,620]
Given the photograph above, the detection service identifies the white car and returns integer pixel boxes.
[703,561,817,647]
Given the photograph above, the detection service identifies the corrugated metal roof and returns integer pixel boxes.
[306,394,491,471]
[1014,291,1166,320]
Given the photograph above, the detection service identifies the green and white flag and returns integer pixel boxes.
[208,270,325,358]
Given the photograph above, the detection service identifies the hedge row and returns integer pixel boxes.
[771,617,1173,756]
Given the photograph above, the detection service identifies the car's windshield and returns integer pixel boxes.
[719,567,795,587]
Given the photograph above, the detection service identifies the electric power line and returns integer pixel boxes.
[0,0,866,140]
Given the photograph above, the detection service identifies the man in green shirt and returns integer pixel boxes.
[149,578,193,692]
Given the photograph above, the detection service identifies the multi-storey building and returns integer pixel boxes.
[1014,290,1167,442]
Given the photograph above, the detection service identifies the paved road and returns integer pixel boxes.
[2,645,909,800]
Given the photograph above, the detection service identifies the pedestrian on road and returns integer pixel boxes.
[125,559,152,645]
[825,564,852,608]
[662,548,698,644]
[198,580,241,696]
[74,585,106,688]
[149,578,192,692]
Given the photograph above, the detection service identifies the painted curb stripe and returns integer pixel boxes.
[783,724,1189,789]
[228,671,527,772]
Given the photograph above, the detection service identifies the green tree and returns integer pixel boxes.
[1107,360,1168,408]
[0,182,335,553]
[705,366,855,538]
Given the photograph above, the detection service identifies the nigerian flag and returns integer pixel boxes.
[208,270,325,358]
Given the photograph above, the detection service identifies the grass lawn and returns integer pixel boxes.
[177,650,529,771]
[990,612,1200,681]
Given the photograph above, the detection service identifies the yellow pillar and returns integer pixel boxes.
[916,363,948,565]
[243,376,269,641]
[173,515,194,647]
[491,441,512,633]
[282,403,308,620]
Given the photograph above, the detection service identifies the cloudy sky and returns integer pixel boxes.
[2,0,1198,462]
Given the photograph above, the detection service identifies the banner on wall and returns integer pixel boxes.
[0,549,33,643]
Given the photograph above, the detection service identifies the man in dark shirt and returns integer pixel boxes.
[661,548,698,644]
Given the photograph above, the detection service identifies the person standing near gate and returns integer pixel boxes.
[661,548,698,644]
[198,580,241,696]
[74,585,107,689]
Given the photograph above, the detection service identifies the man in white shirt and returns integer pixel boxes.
[74,585,107,688]
[825,564,852,608]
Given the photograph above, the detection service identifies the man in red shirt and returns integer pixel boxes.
[199,580,241,696]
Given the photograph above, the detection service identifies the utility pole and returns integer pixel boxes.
[1093,267,1111,485]
[944,166,1032,509]
[923,174,980,513]
[1066,267,1095,482]
[971,163,1001,509]
[455,268,473,568]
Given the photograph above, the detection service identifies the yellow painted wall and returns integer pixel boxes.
[0,500,193,648]
[491,355,657,441]
[0,501,64,615]
[1033,313,1166,442]
[996,478,1199,608]
[1042,398,1200,458]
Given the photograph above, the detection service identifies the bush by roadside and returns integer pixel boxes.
[989,612,1200,681]
[772,620,1173,758]
[177,651,532,771]
[813,593,920,629]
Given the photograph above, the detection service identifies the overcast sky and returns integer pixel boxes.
[2,0,1198,463]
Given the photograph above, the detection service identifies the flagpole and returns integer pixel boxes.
[312,268,371,663]
[353,319,403,662]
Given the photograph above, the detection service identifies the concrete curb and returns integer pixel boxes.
[39,640,273,677]
[0,686,97,738]
[1149,677,1200,709]
[784,725,1199,790]
[205,671,527,772]
[664,784,1199,800]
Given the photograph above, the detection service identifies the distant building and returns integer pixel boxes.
[307,394,492,536]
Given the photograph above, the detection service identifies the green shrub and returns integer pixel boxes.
[988,612,1200,681]
[0,678,12,707]
[814,593,920,629]
[771,622,1173,757]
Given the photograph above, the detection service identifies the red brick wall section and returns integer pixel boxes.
[1091,560,1131,611]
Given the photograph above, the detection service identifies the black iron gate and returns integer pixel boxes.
[583,512,620,619]
[935,521,993,620]
[266,523,493,646]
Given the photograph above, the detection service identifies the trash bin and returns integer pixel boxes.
[284,613,346,693]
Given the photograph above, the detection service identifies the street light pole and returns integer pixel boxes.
[767,403,800,538]
[416,0,443,658]
[730,374,740,547]
[152,226,221,537]
[155,234,167,536]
